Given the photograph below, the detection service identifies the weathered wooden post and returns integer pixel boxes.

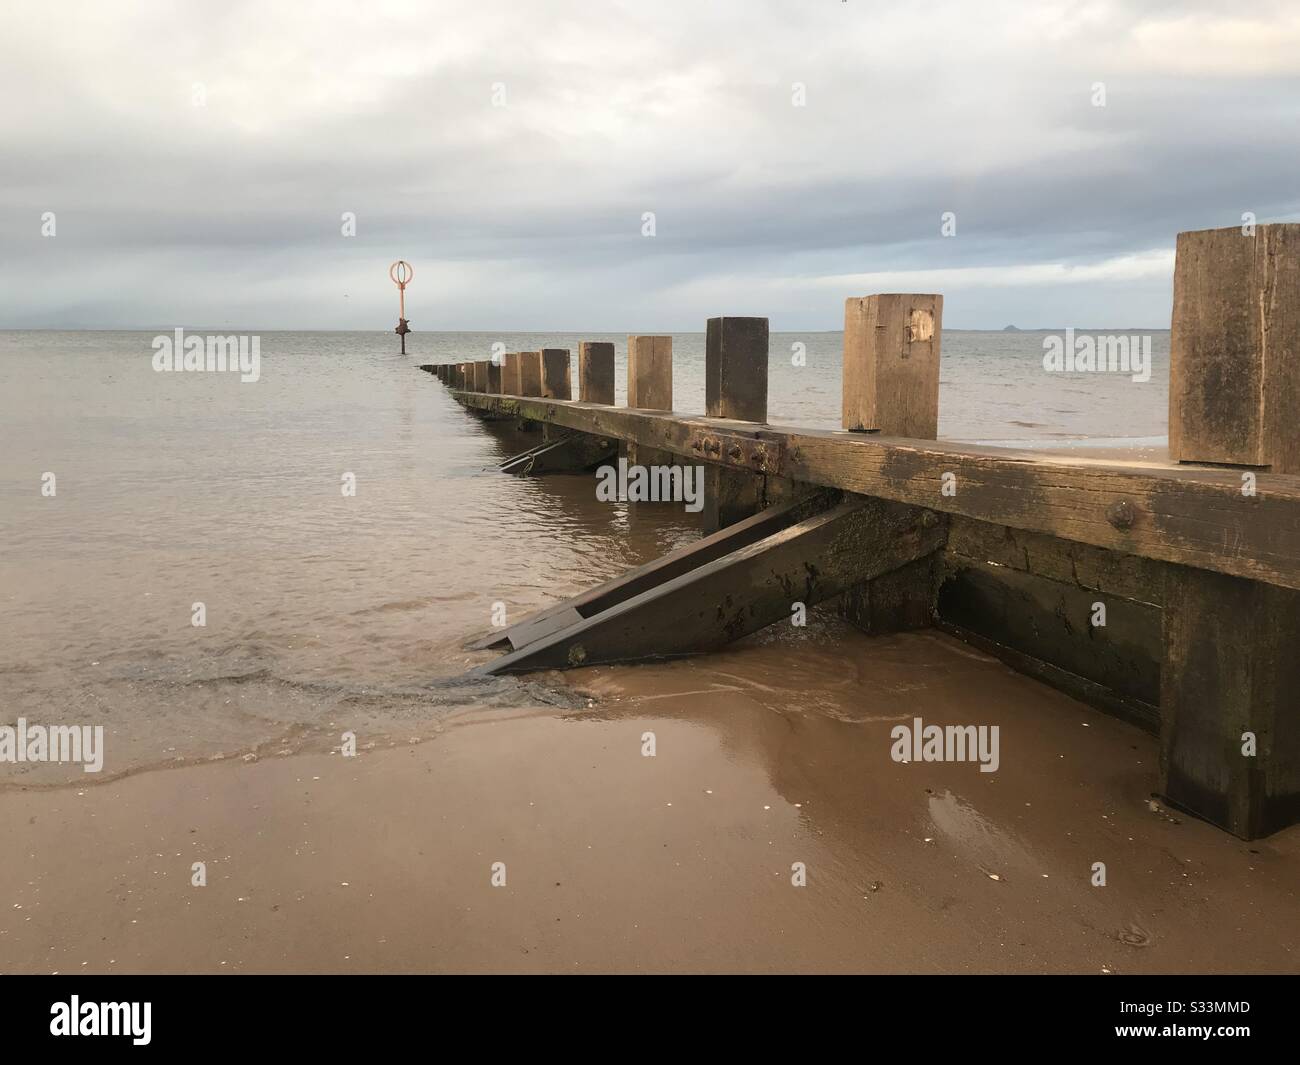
[627,336,672,410]
[486,358,503,394]
[1161,223,1300,839]
[520,351,543,397]
[626,336,674,470]
[503,353,522,396]
[842,294,943,437]
[474,361,488,392]
[540,349,571,399]
[1169,224,1299,473]
[578,342,615,404]
[702,318,768,533]
[838,294,946,633]
[706,317,768,421]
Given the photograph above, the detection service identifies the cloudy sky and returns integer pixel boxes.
[2,0,1297,330]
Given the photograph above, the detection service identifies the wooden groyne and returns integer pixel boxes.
[420,224,1300,841]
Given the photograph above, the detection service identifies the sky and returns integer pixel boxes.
[2,0,1298,331]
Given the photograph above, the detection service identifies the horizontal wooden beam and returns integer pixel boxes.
[442,389,1300,592]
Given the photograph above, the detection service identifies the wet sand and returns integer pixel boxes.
[3,622,1296,974]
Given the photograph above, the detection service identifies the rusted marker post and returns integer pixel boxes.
[1161,223,1300,839]
[578,342,615,404]
[390,260,413,355]
[701,318,769,533]
[842,294,942,438]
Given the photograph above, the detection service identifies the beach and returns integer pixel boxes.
[3,329,1296,974]
[4,621,1298,974]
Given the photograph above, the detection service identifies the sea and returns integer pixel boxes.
[0,328,1169,782]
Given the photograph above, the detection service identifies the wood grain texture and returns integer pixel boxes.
[628,335,672,410]
[842,293,942,438]
[1170,224,1300,472]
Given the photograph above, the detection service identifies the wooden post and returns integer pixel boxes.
[1162,223,1300,832]
[842,294,943,438]
[487,359,503,394]
[702,318,768,533]
[1169,224,1300,473]
[627,336,672,410]
[474,362,488,392]
[503,353,522,396]
[520,351,543,397]
[706,317,768,421]
[578,342,615,404]
[540,349,571,399]
[625,336,674,471]
[1161,567,1300,838]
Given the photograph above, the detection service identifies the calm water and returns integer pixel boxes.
[0,329,1168,781]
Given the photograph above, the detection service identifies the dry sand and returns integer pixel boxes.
[2,626,1297,974]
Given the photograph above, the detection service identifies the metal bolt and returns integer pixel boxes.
[1105,499,1137,530]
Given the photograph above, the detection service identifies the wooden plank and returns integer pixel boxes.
[1161,567,1300,837]
[469,491,836,649]
[945,515,1164,605]
[445,393,1300,592]
[486,360,502,394]
[937,559,1162,731]
[1170,224,1300,473]
[578,342,615,404]
[479,495,946,673]
[842,294,942,437]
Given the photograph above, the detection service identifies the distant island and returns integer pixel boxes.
[1002,325,1021,332]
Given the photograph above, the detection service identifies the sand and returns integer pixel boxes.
[2,624,1296,975]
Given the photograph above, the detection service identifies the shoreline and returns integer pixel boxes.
[5,626,1296,974]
